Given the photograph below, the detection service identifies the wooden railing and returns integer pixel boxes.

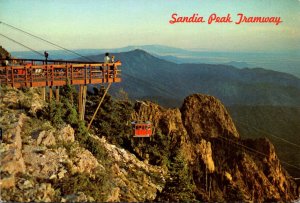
[0,60,122,88]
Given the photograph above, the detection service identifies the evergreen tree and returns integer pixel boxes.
[158,152,196,202]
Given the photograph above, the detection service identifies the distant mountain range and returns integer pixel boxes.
[11,44,300,78]
[83,49,300,108]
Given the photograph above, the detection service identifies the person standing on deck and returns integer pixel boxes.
[104,52,110,63]
[103,53,110,76]
[44,51,49,64]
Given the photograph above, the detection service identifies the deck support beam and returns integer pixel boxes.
[41,87,46,101]
[55,86,60,102]
[78,85,83,119]
[78,85,87,121]
[49,86,53,101]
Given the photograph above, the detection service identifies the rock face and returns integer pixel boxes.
[196,139,215,173]
[1,87,46,116]
[94,136,166,202]
[133,93,299,202]
[181,94,239,140]
[1,113,27,189]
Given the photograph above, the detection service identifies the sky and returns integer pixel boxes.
[0,0,299,52]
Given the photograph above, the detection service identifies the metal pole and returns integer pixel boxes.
[87,83,112,130]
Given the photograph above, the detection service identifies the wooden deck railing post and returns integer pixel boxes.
[51,65,54,86]
[66,64,69,82]
[25,66,28,87]
[82,85,87,120]
[49,86,53,101]
[113,64,116,83]
[31,65,33,86]
[46,64,48,86]
[89,65,92,83]
[12,67,14,87]
[6,67,9,84]
[107,65,109,82]
[102,65,105,83]
[55,86,60,102]
[85,65,87,84]
[71,65,73,85]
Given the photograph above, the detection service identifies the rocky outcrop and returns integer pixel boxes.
[181,94,239,140]
[241,138,297,200]
[0,113,27,189]
[94,135,166,202]
[1,87,46,116]
[133,93,299,202]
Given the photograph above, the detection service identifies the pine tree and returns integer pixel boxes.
[158,152,196,202]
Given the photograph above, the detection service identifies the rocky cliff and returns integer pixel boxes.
[132,94,299,201]
[0,87,299,202]
[0,46,10,59]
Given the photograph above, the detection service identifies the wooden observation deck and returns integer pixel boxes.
[0,58,122,121]
[0,58,121,88]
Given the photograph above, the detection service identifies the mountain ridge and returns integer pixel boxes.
[83,49,300,107]
[10,44,300,78]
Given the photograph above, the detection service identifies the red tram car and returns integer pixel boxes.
[132,121,153,137]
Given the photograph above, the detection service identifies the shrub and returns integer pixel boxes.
[48,101,65,127]
[54,171,112,202]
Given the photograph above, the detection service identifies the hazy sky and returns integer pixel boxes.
[0,0,299,52]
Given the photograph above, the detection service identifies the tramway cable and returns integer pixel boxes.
[1,22,175,99]
[0,33,47,58]
[216,134,300,172]
[236,121,300,149]
[0,21,95,62]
